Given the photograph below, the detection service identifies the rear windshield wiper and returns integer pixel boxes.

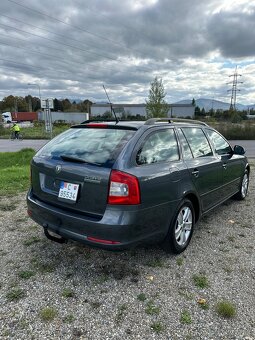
[60,155,101,166]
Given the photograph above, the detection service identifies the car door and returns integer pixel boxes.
[134,127,183,202]
[180,127,223,212]
[205,129,245,199]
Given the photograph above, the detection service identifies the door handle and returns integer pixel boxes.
[222,163,227,170]
[191,169,199,177]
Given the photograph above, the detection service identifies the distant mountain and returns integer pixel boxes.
[174,98,249,111]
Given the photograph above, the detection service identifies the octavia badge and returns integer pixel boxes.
[55,165,62,174]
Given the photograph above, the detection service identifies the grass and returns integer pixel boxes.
[23,236,41,246]
[206,120,255,140]
[0,149,35,195]
[0,123,70,139]
[151,322,164,333]
[192,274,210,288]
[63,314,75,323]
[176,257,184,266]
[6,288,26,301]
[39,307,58,322]
[62,288,75,298]
[180,310,192,324]
[115,304,128,323]
[137,293,147,302]
[145,300,160,315]
[18,270,35,279]
[146,258,164,267]
[216,300,236,318]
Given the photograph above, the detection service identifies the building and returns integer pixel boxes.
[91,103,195,118]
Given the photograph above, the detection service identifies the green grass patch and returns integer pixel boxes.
[145,300,160,315]
[18,270,35,279]
[0,149,35,195]
[151,321,164,333]
[180,310,192,324]
[6,288,26,301]
[216,300,236,318]
[39,307,58,322]
[137,293,147,302]
[23,236,41,246]
[192,274,210,288]
[62,288,75,298]
[0,124,70,139]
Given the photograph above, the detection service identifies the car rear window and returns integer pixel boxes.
[36,127,136,167]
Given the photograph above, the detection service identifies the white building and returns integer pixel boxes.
[91,103,195,118]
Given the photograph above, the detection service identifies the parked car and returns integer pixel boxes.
[27,118,250,253]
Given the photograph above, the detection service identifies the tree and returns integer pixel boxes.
[146,77,169,118]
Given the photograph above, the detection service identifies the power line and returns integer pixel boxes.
[6,0,138,53]
[0,14,118,62]
[0,20,154,73]
[0,21,118,62]
[0,38,120,73]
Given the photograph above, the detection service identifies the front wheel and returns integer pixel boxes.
[234,170,249,200]
[162,199,195,254]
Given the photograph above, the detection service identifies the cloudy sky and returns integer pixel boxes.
[0,0,254,104]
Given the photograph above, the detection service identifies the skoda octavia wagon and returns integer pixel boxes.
[27,118,250,253]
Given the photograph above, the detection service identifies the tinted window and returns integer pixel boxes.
[36,127,135,167]
[206,129,232,155]
[182,128,213,158]
[177,128,193,160]
[136,129,179,165]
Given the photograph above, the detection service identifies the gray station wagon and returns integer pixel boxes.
[27,118,250,253]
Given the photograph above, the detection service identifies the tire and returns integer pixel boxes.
[18,133,23,141]
[162,199,195,254]
[10,132,15,141]
[234,170,249,200]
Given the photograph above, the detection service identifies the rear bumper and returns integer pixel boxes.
[27,190,178,250]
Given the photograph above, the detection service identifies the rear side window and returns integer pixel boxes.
[36,127,135,167]
[136,129,179,165]
[181,128,213,158]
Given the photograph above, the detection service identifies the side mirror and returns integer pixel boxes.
[233,145,245,155]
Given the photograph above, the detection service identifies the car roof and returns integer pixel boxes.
[76,118,209,130]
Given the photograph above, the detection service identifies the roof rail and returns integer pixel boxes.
[144,118,208,126]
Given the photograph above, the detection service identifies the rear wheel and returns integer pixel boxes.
[234,170,249,200]
[162,199,195,254]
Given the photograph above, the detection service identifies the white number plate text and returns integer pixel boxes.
[58,182,79,201]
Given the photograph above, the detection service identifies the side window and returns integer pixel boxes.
[182,128,213,158]
[177,128,193,160]
[136,129,179,165]
[206,129,232,155]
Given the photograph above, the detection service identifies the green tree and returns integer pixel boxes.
[146,77,169,118]
[194,106,201,116]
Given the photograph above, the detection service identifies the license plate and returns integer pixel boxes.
[58,181,79,201]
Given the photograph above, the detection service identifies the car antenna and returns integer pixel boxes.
[103,85,119,123]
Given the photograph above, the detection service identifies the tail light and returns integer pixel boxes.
[108,170,141,205]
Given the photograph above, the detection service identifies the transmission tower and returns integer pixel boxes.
[227,66,243,111]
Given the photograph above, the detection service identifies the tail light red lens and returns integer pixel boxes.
[108,170,141,205]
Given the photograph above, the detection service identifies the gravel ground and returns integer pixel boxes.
[0,163,254,340]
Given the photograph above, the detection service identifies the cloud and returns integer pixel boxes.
[0,0,254,104]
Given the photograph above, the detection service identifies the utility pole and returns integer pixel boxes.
[227,66,243,111]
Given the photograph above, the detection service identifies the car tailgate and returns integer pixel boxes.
[31,157,111,217]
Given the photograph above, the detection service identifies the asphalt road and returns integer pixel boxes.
[0,139,48,152]
[0,139,254,157]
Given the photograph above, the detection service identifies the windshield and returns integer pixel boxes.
[36,127,135,167]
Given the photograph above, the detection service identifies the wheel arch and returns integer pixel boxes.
[184,193,200,223]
